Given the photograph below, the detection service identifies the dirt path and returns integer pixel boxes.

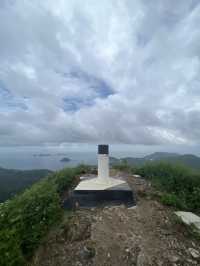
[31,176,200,266]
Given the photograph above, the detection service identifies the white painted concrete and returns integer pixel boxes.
[98,154,109,180]
[75,176,127,190]
[175,211,200,231]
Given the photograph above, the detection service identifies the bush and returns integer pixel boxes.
[136,162,200,213]
[0,167,79,266]
[0,180,61,264]
[49,168,77,194]
[47,166,88,195]
[75,164,92,175]
[160,193,186,209]
[0,229,24,266]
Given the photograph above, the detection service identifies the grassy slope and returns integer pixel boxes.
[0,166,85,266]
[135,162,200,213]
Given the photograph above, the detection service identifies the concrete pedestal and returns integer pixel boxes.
[64,176,135,208]
[63,144,135,208]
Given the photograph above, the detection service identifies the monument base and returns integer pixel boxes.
[63,176,135,208]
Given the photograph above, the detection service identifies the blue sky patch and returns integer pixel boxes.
[0,82,28,111]
[62,70,114,112]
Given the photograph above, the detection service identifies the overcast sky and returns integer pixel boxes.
[0,0,200,154]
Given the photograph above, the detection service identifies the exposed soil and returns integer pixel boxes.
[30,175,200,266]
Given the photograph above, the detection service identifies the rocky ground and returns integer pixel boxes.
[30,175,200,266]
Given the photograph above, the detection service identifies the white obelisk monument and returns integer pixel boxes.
[69,144,135,208]
[97,144,109,181]
[75,144,129,190]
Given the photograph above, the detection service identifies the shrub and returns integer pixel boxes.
[0,167,79,266]
[187,187,200,211]
[0,180,62,262]
[75,164,92,175]
[49,168,77,194]
[160,193,186,209]
[0,228,24,266]
[136,162,200,213]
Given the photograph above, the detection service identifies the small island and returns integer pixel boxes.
[33,153,51,157]
[60,157,71,162]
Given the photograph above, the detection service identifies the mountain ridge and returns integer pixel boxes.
[111,152,200,170]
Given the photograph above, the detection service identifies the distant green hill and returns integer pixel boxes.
[0,167,52,202]
[159,154,200,170]
[144,152,179,160]
[111,152,200,170]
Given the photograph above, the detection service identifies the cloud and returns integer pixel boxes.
[0,0,200,147]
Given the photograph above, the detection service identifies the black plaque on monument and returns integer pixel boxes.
[98,144,109,154]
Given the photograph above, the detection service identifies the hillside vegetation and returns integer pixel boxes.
[0,168,52,202]
[1,162,200,265]
[136,162,200,213]
[113,160,200,214]
[30,164,200,266]
[0,166,86,266]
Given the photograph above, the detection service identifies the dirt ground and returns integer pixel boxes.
[30,175,200,266]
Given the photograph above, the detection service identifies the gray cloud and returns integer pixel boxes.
[0,0,200,148]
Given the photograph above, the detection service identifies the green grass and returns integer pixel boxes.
[135,162,200,213]
[0,165,87,266]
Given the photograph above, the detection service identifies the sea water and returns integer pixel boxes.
[0,145,148,171]
[0,151,97,171]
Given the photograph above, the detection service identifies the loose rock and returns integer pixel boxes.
[189,248,200,259]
